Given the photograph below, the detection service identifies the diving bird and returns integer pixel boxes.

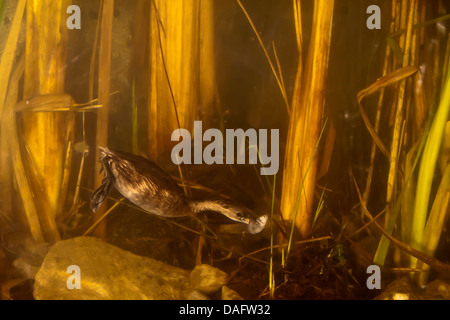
[90,147,267,234]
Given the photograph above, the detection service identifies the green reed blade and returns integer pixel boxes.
[411,64,450,255]
[0,0,7,25]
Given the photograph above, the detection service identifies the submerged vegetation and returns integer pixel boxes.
[0,0,449,299]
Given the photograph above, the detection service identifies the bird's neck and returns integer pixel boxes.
[188,200,228,214]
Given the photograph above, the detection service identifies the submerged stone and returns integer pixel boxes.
[34,236,190,300]
[221,285,244,300]
[190,264,228,294]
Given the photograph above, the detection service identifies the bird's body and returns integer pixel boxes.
[90,147,267,234]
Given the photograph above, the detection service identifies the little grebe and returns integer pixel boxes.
[90,147,267,234]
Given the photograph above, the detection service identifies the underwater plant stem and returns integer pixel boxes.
[292,0,302,52]
[362,0,396,207]
[269,174,276,299]
[94,0,114,237]
[21,0,70,242]
[286,119,328,263]
[89,1,102,104]
[132,78,138,154]
[199,0,218,128]
[0,0,24,119]
[0,0,6,24]
[152,0,192,198]
[415,164,450,285]
[281,0,334,239]
[373,101,431,267]
[354,175,450,276]
[411,57,450,260]
[235,0,290,115]
[385,0,416,216]
[83,198,124,236]
[3,54,45,242]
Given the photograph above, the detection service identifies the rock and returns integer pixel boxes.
[34,236,190,300]
[423,278,450,300]
[13,258,40,279]
[374,276,450,300]
[221,285,244,300]
[190,264,228,294]
[187,289,211,300]
[374,277,420,300]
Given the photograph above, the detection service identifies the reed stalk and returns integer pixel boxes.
[0,0,6,24]
[20,0,73,243]
[385,0,416,221]
[93,0,114,237]
[281,0,334,238]
[0,0,24,122]
[199,0,218,128]
[148,0,200,159]
[0,0,24,225]
[362,0,396,209]
[3,54,45,242]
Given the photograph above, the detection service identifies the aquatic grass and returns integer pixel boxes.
[292,0,302,52]
[386,13,450,64]
[246,138,277,198]
[316,122,336,180]
[400,141,419,247]
[272,42,287,107]
[382,5,450,277]
[441,37,450,96]
[415,163,450,285]
[357,65,419,263]
[15,94,102,112]
[285,119,328,263]
[0,0,6,25]
[364,3,450,280]
[373,97,432,267]
[357,66,418,159]
[311,185,327,231]
[68,146,88,216]
[235,0,290,115]
[354,176,450,275]
[269,173,276,299]
[57,113,75,224]
[411,61,450,269]
[82,198,125,236]
[239,236,332,265]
